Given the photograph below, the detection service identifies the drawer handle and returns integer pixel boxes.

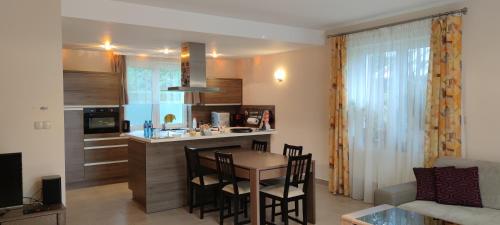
[84,160,128,167]
[84,144,128,150]
[84,136,129,142]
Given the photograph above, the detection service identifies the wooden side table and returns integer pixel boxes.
[0,204,65,225]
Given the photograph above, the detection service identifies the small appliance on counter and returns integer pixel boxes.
[230,113,245,127]
[122,120,130,133]
[211,112,230,127]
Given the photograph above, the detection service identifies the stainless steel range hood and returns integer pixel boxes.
[167,42,220,93]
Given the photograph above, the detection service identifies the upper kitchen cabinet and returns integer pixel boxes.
[200,78,242,105]
[63,70,121,105]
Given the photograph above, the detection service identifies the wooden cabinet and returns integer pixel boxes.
[63,70,120,105]
[83,137,128,182]
[64,110,84,183]
[201,78,242,105]
[0,205,65,225]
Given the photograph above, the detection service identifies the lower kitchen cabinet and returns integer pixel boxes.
[64,110,85,183]
[65,109,129,188]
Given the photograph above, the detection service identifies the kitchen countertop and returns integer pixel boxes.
[124,129,276,143]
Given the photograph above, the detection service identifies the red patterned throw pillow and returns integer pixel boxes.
[413,167,437,201]
[435,167,483,208]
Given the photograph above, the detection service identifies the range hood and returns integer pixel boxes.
[167,42,220,93]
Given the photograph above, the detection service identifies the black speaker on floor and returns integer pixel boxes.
[42,175,61,205]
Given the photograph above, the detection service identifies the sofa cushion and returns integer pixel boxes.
[435,167,482,207]
[413,167,437,201]
[413,167,454,201]
[436,157,500,209]
[399,200,500,225]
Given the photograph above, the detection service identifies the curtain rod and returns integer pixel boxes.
[327,7,467,38]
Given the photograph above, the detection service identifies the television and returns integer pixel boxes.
[0,153,23,210]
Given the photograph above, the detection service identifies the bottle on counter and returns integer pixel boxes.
[192,117,197,129]
[143,120,149,138]
[148,120,153,138]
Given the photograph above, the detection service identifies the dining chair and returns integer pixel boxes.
[184,146,220,219]
[215,152,251,225]
[259,154,312,225]
[252,140,268,152]
[263,143,304,220]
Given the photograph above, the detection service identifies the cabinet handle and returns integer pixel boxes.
[84,144,128,150]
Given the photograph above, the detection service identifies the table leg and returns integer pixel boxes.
[250,168,260,225]
[307,161,316,224]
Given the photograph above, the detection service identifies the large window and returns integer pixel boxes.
[346,19,431,203]
[125,56,185,130]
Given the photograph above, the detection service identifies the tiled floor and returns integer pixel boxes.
[66,182,371,225]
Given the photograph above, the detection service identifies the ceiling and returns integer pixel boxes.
[115,0,462,29]
[62,17,307,58]
[62,0,463,57]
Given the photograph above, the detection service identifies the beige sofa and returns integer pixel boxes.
[374,157,500,225]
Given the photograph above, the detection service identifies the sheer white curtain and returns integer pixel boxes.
[346,19,431,203]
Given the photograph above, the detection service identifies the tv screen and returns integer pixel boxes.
[0,153,23,209]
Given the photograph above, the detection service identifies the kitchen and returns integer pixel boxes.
[63,43,277,190]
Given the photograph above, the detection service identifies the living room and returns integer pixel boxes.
[1,0,499,225]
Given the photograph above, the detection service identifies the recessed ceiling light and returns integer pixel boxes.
[100,41,115,50]
[162,48,170,54]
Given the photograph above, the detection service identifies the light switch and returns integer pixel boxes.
[42,121,52,129]
[34,121,43,130]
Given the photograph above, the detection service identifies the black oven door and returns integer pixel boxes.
[84,108,120,134]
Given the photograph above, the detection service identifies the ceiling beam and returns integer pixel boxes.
[61,0,325,45]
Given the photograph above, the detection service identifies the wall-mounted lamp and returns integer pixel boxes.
[274,68,286,82]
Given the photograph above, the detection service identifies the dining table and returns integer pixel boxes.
[198,148,316,225]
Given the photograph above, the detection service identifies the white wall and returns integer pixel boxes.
[462,0,500,161]
[238,47,331,180]
[0,0,65,202]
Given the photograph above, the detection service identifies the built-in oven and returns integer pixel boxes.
[83,107,120,134]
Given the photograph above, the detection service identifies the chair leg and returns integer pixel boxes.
[271,199,276,223]
[259,194,266,225]
[233,196,239,225]
[282,199,289,225]
[302,198,307,225]
[213,190,218,208]
[188,184,194,214]
[243,197,248,218]
[295,199,299,216]
[219,192,224,225]
[200,189,205,219]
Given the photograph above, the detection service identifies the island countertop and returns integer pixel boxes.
[123,129,276,143]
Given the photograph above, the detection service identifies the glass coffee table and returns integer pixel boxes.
[341,204,460,225]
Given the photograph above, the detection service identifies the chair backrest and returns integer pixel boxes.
[252,140,268,152]
[215,152,240,195]
[283,144,303,157]
[184,145,240,186]
[184,146,202,183]
[283,154,312,198]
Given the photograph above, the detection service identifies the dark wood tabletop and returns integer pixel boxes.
[198,148,289,170]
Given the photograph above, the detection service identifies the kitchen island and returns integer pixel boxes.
[125,130,275,213]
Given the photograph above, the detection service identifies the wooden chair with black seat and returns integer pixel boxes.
[252,140,268,152]
[259,153,312,225]
[262,144,304,222]
[184,146,221,219]
[215,152,252,225]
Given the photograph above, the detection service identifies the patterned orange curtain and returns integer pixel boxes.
[111,54,128,105]
[424,15,463,167]
[328,36,350,196]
